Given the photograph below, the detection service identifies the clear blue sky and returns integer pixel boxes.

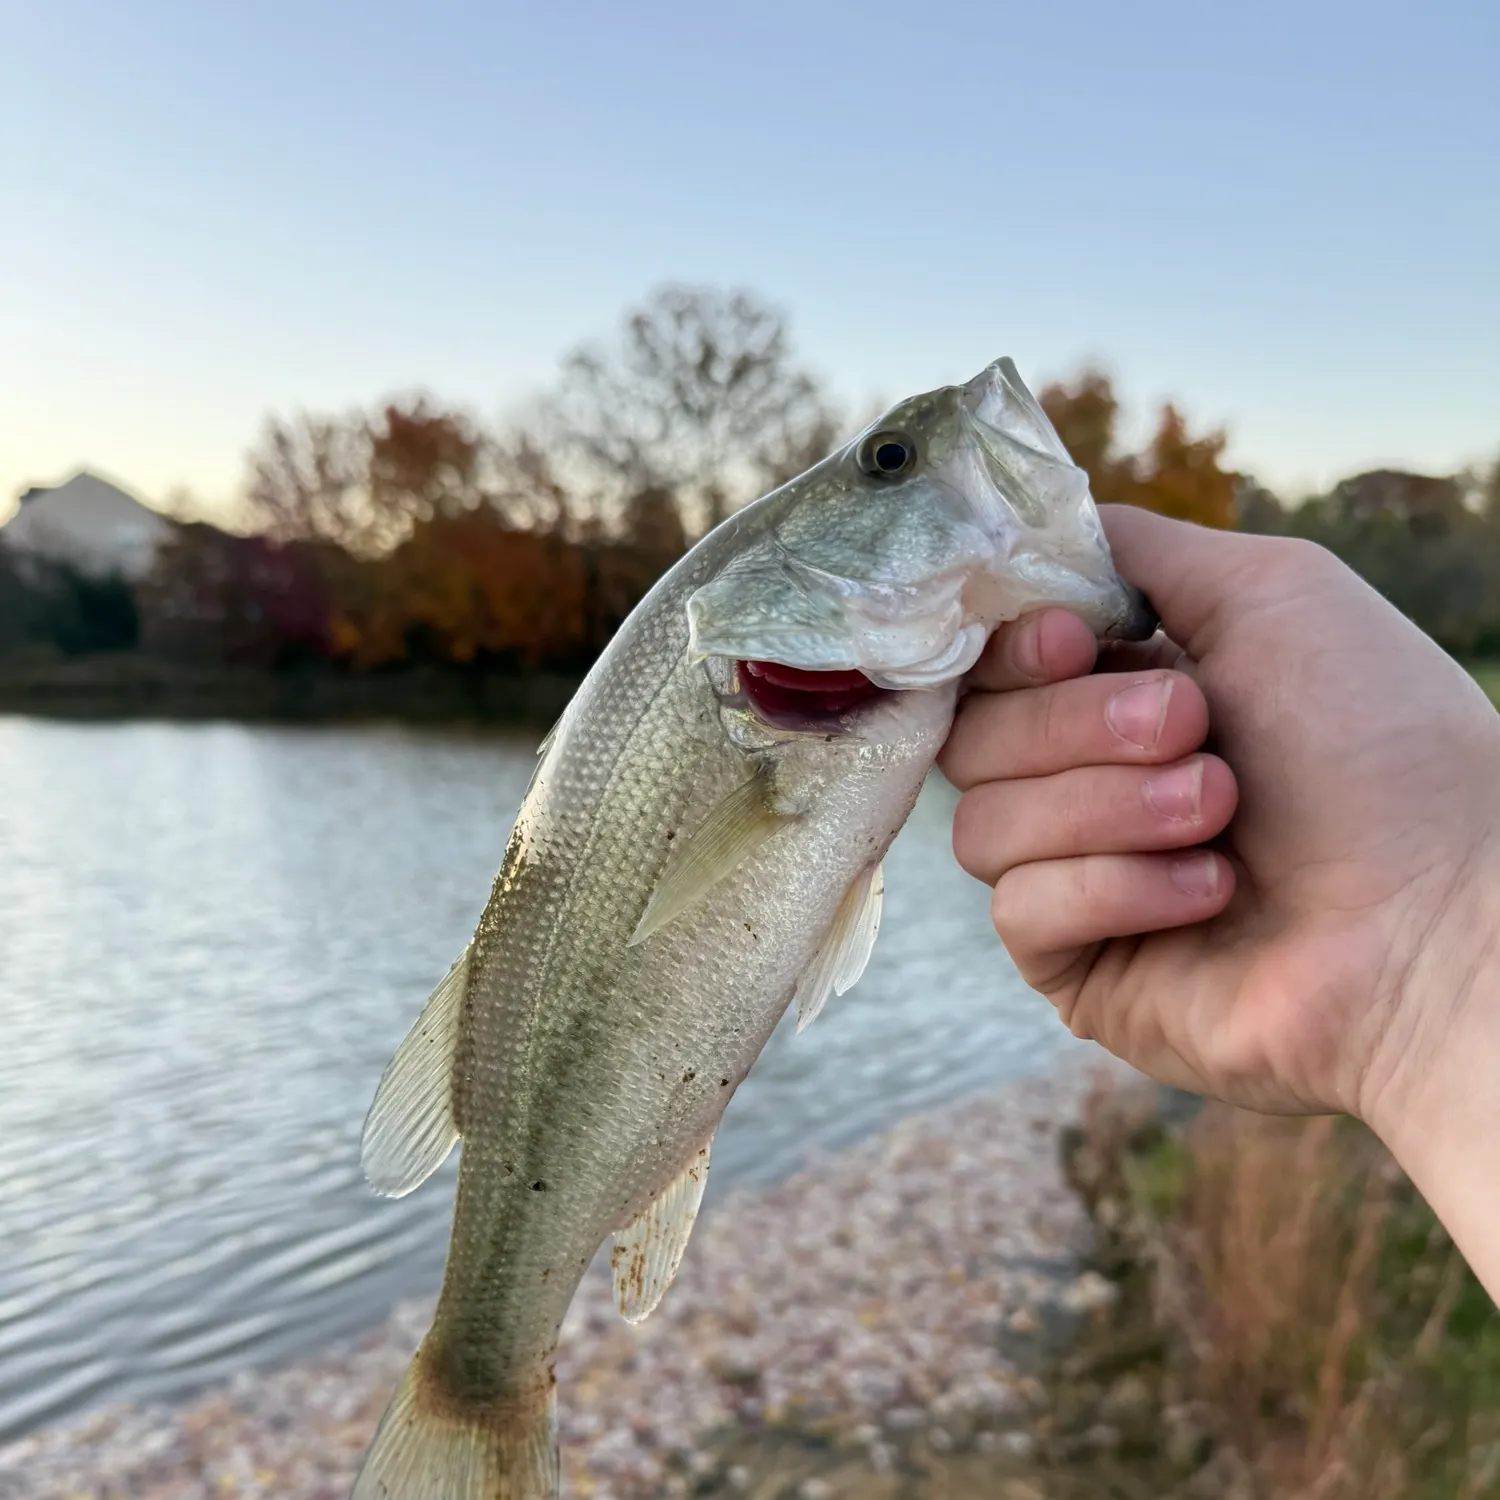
[3,0,1496,520]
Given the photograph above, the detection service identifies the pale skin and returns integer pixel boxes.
[940,505,1500,1303]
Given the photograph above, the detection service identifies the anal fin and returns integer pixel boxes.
[629,769,793,946]
[611,1138,712,1323]
[361,945,471,1198]
[795,861,884,1033]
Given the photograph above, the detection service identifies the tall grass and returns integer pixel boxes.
[1090,1081,1500,1499]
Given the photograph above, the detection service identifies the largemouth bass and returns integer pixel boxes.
[351,357,1155,1499]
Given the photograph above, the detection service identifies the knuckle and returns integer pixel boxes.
[989,867,1027,938]
[1035,685,1069,757]
[1056,773,1097,845]
[1075,853,1117,912]
[1066,1004,1096,1042]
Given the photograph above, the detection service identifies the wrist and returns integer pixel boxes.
[1367,844,1500,1302]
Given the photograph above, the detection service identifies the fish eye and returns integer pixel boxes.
[858,431,918,479]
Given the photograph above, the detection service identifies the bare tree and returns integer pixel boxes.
[490,427,574,536]
[246,398,496,555]
[547,285,843,538]
[245,411,371,551]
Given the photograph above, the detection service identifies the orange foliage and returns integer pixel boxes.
[1041,370,1235,529]
[235,315,1241,680]
[1040,370,1126,501]
[368,401,487,527]
[1133,404,1236,528]
[336,511,589,669]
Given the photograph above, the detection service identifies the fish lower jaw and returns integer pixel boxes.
[857,621,990,689]
[733,658,894,735]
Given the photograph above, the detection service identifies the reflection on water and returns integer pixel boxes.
[0,716,1089,1438]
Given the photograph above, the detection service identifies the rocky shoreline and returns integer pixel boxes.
[0,1060,1138,1500]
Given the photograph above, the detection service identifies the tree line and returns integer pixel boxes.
[3,285,1496,670]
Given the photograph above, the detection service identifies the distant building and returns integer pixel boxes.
[2,472,176,581]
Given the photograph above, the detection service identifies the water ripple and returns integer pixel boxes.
[0,716,1091,1440]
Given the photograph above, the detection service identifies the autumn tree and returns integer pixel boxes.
[245,397,493,555]
[1132,405,1236,529]
[1039,369,1132,504]
[1040,369,1235,529]
[546,285,842,540]
[332,511,589,670]
[367,399,490,530]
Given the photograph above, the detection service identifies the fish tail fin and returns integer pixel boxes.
[351,1344,558,1500]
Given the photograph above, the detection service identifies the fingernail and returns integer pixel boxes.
[1170,852,1220,898]
[1144,760,1203,822]
[1106,678,1172,750]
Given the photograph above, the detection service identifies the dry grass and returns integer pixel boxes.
[1093,1083,1500,1500]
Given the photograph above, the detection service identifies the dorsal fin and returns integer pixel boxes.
[521,712,564,802]
[360,945,470,1198]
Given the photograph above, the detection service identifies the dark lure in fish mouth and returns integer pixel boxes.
[737,660,888,732]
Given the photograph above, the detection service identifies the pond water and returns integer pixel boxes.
[0,716,1089,1438]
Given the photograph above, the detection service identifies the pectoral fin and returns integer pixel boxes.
[795,861,884,1033]
[360,945,470,1198]
[611,1139,712,1323]
[628,770,793,946]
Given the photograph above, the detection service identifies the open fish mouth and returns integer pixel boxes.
[736,659,889,733]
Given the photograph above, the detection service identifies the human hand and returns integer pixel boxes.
[940,507,1500,1270]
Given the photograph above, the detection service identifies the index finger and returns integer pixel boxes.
[968,608,1099,692]
[939,668,1208,790]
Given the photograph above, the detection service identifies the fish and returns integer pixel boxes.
[349,356,1156,1500]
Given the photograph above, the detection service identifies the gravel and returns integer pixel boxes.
[0,1059,1132,1499]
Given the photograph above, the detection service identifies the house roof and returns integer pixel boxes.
[2,471,176,580]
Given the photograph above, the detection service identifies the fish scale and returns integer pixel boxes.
[349,356,1156,1499]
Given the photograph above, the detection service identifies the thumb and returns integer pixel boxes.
[1100,505,1271,657]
